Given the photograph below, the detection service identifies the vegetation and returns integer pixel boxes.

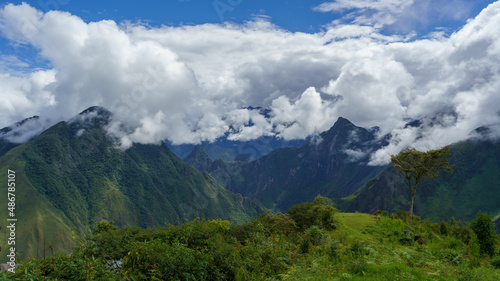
[2,197,499,280]
[470,212,497,257]
[201,117,386,212]
[0,107,264,259]
[390,145,454,236]
[336,139,500,230]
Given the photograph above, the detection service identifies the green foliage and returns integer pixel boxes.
[0,112,264,258]
[391,145,453,237]
[440,219,449,236]
[304,225,325,246]
[288,195,338,231]
[391,146,454,186]
[121,240,213,280]
[4,203,500,280]
[490,255,500,269]
[470,212,497,257]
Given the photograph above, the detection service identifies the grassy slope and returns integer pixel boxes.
[0,112,264,259]
[0,146,76,259]
[286,212,500,280]
[336,139,500,228]
[5,211,499,280]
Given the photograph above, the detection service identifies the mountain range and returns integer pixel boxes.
[0,107,264,258]
[184,118,500,231]
[167,107,308,162]
[334,138,500,230]
[1,106,499,258]
[185,117,388,211]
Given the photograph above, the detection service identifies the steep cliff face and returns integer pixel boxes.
[197,117,387,211]
[0,107,265,258]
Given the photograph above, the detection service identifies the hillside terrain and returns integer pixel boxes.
[0,107,264,258]
[2,199,500,280]
[335,138,500,231]
[187,117,387,211]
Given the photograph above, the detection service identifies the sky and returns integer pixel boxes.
[0,0,499,165]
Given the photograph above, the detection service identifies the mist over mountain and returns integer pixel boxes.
[2,2,500,162]
[0,107,264,258]
[335,137,500,231]
[189,117,388,211]
[168,134,309,162]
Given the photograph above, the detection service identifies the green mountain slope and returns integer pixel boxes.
[197,117,387,212]
[335,139,500,229]
[184,145,213,172]
[0,107,264,258]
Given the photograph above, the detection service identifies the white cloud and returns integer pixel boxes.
[315,0,478,33]
[1,2,500,164]
[271,87,337,140]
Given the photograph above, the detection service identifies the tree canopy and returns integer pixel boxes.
[391,145,453,236]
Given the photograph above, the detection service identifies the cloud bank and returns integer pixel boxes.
[1,2,500,164]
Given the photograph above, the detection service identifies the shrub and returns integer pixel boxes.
[121,240,213,280]
[288,195,337,231]
[304,225,325,246]
[6,252,117,281]
[490,255,500,269]
[470,212,497,257]
[439,220,449,236]
[257,212,298,235]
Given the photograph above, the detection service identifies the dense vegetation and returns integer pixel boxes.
[0,107,264,259]
[2,196,499,280]
[192,117,387,212]
[336,139,500,230]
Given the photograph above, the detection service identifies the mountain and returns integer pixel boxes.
[184,145,213,172]
[167,106,307,161]
[0,106,265,258]
[0,116,41,157]
[195,117,388,211]
[167,136,309,162]
[335,138,500,231]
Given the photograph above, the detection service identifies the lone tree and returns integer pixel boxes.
[391,145,453,237]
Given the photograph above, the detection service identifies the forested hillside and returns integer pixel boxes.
[0,107,264,258]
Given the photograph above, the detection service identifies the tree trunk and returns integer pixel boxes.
[407,193,415,237]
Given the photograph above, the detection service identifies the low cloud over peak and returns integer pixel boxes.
[1,2,500,163]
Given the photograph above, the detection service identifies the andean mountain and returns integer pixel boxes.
[167,106,308,162]
[185,118,500,231]
[186,117,388,211]
[0,106,264,258]
[335,137,500,231]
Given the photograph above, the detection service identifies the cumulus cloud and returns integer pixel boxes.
[1,2,500,162]
[315,0,478,34]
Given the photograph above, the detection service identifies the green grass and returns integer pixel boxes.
[2,208,500,280]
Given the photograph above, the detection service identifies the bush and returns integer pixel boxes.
[470,212,497,257]
[490,256,500,269]
[121,240,215,280]
[5,252,117,280]
[257,212,298,235]
[304,225,325,246]
[439,220,449,236]
[288,195,337,231]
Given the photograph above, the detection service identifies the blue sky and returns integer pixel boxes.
[1,0,500,164]
[1,0,493,33]
[0,0,494,73]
